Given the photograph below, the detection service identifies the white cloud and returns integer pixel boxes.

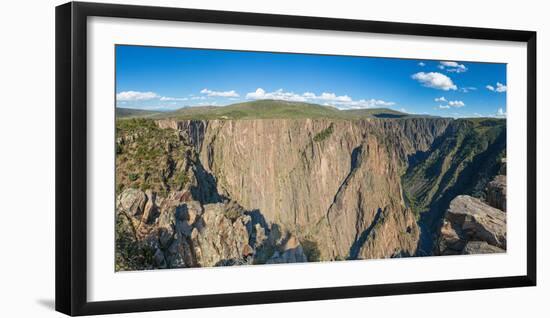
[194,101,218,106]
[160,96,188,101]
[440,61,459,67]
[495,82,507,92]
[460,86,477,93]
[116,91,159,101]
[496,107,507,117]
[245,88,306,102]
[320,92,352,102]
[439,61,467,73]
[448,100,465,107]
[333,99,395,109]
[116,90,194,104]
[435,98,465,109]
[200,88,240,97]
[418,62,426,67]
[486,82,507,93]
[245,88,394,109]
[448,66,467,73]
[411,72,457,91]
[191,96,207,100]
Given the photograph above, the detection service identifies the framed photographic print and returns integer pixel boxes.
[55,1,536,316]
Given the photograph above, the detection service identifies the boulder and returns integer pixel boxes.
[189,203,252,267]
[267,235,308,264]
[141,190,159,224]
[486,175,506,212]
[118,188,147,217]
[463,241,505,254]
[437,195,506,255]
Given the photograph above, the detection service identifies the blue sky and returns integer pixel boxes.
[116,45,507,118]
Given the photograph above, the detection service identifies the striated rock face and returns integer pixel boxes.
[487,175,506,211]
[436,195,506,255]
[157,118,451,260]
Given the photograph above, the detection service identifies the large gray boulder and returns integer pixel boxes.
[118,188,147,217]
[486,175,506,212]
[438,195,506,255]
[463,241,505,254]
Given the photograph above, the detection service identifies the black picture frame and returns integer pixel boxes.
[55,1,537,316]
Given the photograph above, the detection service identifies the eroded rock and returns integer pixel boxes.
[437,195,506,255]
[486,175,506,212]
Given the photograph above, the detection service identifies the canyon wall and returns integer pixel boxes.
[157,118,452,260]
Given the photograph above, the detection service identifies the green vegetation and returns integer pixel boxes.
[118,100,420,120]
[158,100,345,120]
[403,189,421,221]
[313,123,334,142]
[301,238,321,262]
[116,107,163,118]
[116,118,190,196]
[344,108,416,118]
[222,201,245,222]
[115,213,156,271]
[402,118,506,228]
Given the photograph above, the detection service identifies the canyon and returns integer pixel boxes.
[115,101,506,270]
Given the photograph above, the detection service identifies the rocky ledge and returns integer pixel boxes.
[116,188,308,270]
[436,194,506,255]
[487,175,506,211]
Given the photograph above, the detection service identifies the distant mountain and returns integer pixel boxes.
[116,107,163,118]
[343,108,409,118]
[117,100,430,120]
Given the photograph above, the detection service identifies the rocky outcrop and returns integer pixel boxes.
[487,175,506,211]
[266,235,308,264]
[115,188,308,270]
[463,241,504,254]
[437,195,506,255]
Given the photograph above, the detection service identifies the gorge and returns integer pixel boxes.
[114,101,506,271]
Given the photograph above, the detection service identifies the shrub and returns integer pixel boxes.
[115,143,122,155]
[223,202,244,222]
[313,123,334,142]
[301,239,321,262]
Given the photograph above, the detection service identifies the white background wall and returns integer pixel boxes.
[0,0,546,317]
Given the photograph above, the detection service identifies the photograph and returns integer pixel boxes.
[114,45,507,271]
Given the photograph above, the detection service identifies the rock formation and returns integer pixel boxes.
[115,188,308,270]
[487,175,506,211]
[157,118,453,260]
[436,195,506,255]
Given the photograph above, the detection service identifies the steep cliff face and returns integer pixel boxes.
[401,118,506,254]
[157,118,452,260]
